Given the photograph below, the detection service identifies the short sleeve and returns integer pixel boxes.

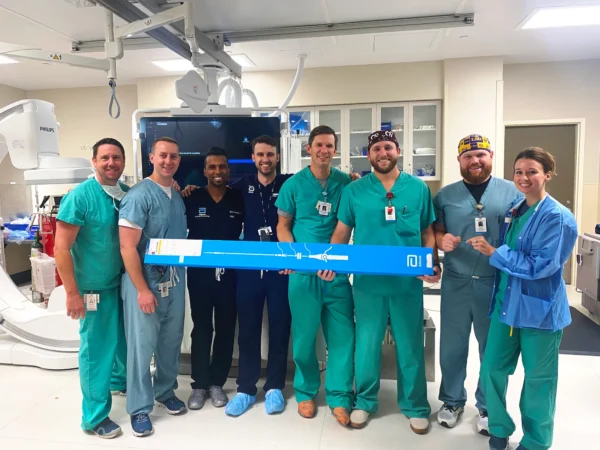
[420,184,436,230]
[337,184,355,229]
[57,189,87,227]
[119,188,149,229]
[275,178,295,218]
[433,190,445,228]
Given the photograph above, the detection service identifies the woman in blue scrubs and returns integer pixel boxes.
[469,147,578,450]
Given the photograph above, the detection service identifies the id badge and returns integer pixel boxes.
[316,201,332,216]
[84,293,99,311]
[258,226,273,242]
[158,283,169,298]
[385,206,396,222]
[475,217,487,233]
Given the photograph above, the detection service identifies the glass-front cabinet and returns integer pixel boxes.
[348,106,376,176]
[408,102,440,180]
[291,101,441,180]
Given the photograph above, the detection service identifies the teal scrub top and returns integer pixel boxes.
[337,172,435,295]
[433,177,521,278]
[275,166,351,244]
[57,177,129,291]
[494,200,539,310]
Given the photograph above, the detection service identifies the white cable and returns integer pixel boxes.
[269,54,306,117]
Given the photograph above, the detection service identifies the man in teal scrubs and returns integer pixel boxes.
[276,125,355,427]
[55,138,129,439]
[321,130,440,434]
[433,135,521,434]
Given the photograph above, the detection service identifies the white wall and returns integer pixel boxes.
[442,57,504,185]
[137,61,444,109]
[504,60,600,232]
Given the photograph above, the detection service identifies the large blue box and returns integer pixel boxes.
[144,239,434,277]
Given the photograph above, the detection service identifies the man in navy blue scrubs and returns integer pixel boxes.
[225,135,293,417]
[184,147,244,411]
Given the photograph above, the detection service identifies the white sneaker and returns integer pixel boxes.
[350,410,369,429]
[477,410,489,436]
[437,404,464,428]
[409,417,430,435]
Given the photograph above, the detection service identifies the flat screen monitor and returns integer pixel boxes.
[140,116,281,187]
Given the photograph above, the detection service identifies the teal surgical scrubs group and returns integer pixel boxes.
[337,172,435,418]
[275,166,355,410]
[57,177,129,431]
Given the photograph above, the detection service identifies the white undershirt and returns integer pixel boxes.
[118,178,172,230]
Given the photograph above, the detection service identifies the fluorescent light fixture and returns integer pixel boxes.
[521,5,600,29]
[0,54,18,64]
[230,54,256,68]
[151,59,193,71]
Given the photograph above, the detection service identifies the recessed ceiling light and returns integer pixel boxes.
[230,54,256,68]
[521,5,600,29]
[0,54,18,65]
[151,59,193,71]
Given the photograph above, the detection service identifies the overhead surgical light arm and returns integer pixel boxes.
[1,1,204,119]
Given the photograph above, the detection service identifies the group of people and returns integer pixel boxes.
[54,126,577,450]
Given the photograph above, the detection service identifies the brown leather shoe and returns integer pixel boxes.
[331,407,350,427]
[297,400,316,418]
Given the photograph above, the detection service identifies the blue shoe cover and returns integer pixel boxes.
[225,393,256,417]
[265,389,285,415]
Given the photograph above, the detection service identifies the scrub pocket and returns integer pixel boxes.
[517,294,553,329]
[394,211,421,242]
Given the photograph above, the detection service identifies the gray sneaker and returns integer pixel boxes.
[209,386,228,408]
[188,389,208,410]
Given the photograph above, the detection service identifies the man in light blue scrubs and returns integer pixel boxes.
[119,137,188,437]
[433,135,521,434]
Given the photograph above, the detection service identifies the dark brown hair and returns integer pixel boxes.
[308,125,338,149]
[514,146,556,175]
[252,135,278,153]
[92,137,125,158]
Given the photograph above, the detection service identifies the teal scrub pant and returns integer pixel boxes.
[79,288,127,430]
[121,273,186,416]
[288,273,355,409]
[353,288,430,418]
[481,310,562,450]
[439,273,493,411]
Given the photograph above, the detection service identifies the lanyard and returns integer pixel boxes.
[258,178,276,226]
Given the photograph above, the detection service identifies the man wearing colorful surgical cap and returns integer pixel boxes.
[319,129,441,434]
[432,134,522,434]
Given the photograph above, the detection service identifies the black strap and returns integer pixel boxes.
[257,177,277,226]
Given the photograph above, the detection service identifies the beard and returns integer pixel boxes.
[256,163,275,176]
[461,163,492,184]
[371,158,398,174]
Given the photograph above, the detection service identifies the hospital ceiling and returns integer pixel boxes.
[0,0,599,90]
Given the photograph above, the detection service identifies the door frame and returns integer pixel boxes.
[503,118,586,284]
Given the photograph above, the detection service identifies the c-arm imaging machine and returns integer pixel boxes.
[0,99,93,370]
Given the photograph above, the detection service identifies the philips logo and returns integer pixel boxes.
[40,127,55,133]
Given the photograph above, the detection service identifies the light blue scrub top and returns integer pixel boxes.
[118,179,187,287]
[433,177,521,278]
[57,177,129,291]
